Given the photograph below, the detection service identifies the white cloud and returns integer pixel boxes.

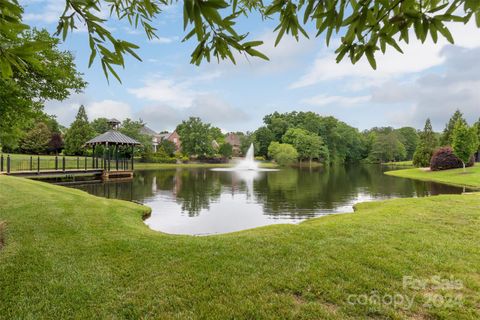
[86,100,132,120]
[373,46,480,129]
[301,94,371,107]
[127,71,222,108]
[23,0,110,24]
[130,73,248,130]
[290,21,480,89]
[236,31,316,73]
[199,30,316,76]
[23,0,64,23]
[136,94,249,131]
[128,77,198,108]
[44,95,132,126]
[44,94,88,126]
[150,36,179,44]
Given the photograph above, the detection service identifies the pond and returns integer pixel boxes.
[66,164,466,235]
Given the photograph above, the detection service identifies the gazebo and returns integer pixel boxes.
[84,119,140,172]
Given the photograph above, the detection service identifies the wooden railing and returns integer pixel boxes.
[0,154,133,174]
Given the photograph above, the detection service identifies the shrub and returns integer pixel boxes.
[19,122,51,154]
[141,149,176,163]
[412,143,433,167]
[268,142,298,166]
[196,156,228,163]
[218,143,233,159]
[430,146,474,171]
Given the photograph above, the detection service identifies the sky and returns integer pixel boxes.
[20,0,480,133]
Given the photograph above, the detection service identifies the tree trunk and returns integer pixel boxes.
[463,161,466,172]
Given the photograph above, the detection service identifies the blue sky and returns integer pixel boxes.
[21,0,480,133]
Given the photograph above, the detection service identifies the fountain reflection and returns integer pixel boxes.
[69,164,469,235]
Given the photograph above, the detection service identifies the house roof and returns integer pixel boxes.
[140,125,157,136]
[85,130,141,146]
[108,118,121,125]
[156,132,171,140]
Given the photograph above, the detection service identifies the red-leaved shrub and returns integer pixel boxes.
[430,146,475,171]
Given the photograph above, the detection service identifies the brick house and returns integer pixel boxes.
[225,133,241,156]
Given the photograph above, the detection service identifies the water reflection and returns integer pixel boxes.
[69,165,467,235]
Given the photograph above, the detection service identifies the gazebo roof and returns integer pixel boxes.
[85,130,141,146]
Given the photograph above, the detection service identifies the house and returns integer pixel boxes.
[140,125,162,152]
[162,131,181,151]
[140,124,181,152]
[225,133,241,156]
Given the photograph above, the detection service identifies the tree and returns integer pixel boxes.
[0,1,47,78]
[369,132,406,163]
[159,140,176,157]
[118,119,153,156]
[333,123,367,163]
[210,127,225,145]
[176,117,215,157]
[19,122,51,154]
[474,118,480,161]
[218,143,233,159]
[413,119,437,167]
[3,0,479,81]
[64,105,94,155]
[253,126,275,158]
[91,118,111,135]
[282,128,327,165]
[48,132,64,155]
[268,142,298,167]
[396,127,419,160]
[0,28,85,150]
[262,111,365,163]
[440,109,466,146]
[452,120,479,172]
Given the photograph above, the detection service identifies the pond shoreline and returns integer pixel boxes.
[385,163,480,189]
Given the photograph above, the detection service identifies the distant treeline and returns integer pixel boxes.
[1,107,479,167]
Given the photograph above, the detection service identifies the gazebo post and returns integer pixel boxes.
[92,144,96,169]
[107,142,111,172]
[115,145,119,171]
[131,145,134,170]
[103,143,106,169]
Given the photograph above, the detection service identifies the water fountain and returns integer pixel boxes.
[234,143,258,171]
[211,143,277,172]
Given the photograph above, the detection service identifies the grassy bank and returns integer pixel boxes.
[0,175,479,319]
[386,164,480,189]
[135,161,279,170]
[382,160,414,167]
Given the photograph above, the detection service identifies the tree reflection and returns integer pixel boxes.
[71,165,466,218]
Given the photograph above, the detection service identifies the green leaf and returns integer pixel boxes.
[433,19,454,44]
[365,48,376,70]
[245,48,269,61]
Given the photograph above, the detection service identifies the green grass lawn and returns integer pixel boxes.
[386,164,480,189]
[1,175,479,319]
[382,160,414,167]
